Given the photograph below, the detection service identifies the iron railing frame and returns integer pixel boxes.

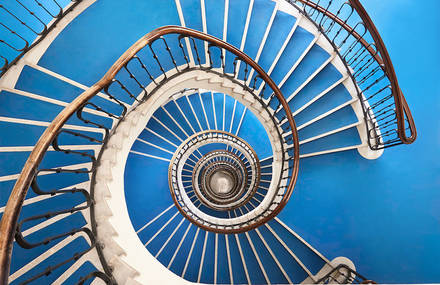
[286,0,417,149]
[0,0,83,77]
[315,264,376,284]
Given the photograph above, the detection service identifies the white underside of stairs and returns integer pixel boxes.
[275,0,383,160]
[94,69,290,284]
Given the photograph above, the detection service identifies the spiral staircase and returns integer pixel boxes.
[0,0,418,284]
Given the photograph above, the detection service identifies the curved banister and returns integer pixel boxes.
[0,25,300,283]
[348,0,417,144]
[290,0,417,146]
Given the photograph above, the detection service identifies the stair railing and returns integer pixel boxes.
[287,0,417,149]
[0,0,83,77]
[315,264,377,284]
[0,26,299,284]
[169,130,264,233]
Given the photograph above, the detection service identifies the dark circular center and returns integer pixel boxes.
[209,170,235,195]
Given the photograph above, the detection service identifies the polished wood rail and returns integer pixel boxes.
[293,0,417,145]
[0,26,300,283]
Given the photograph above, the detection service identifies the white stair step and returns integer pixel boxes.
[100,148,118,165]
[96,220,117,237]
[94,182,111,199]
[124,277,143,285]
[119,121,132,137]
[102,237,125,258]
[130,111,141,126]
[108,256,139,281]
[94,199,113,221]
[208,76,223,84]
[96,160,113,181]
[107,133,124,150]
[221,78,236,89]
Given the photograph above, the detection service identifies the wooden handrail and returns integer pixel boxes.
[349,0,416,144]
[0,26,299,283]
[293,0,417,144]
